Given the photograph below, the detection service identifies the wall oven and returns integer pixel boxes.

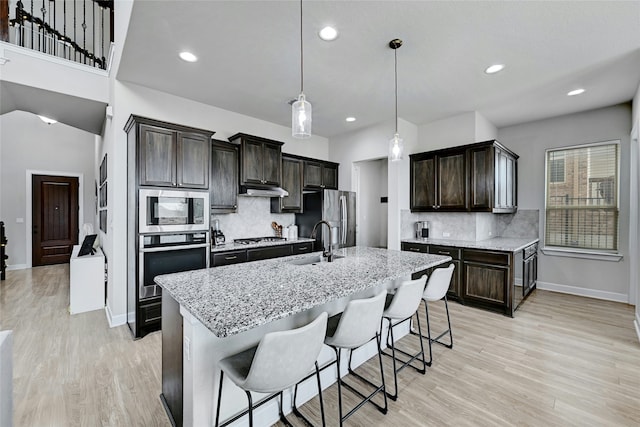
[138,232,210,300]
[139,189,209,233]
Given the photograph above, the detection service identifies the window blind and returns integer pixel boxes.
[545,142,619,251]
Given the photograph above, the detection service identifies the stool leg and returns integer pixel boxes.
[424,300,433,366]
[315,361,326,426]
[375,332,389,414]
[386,317,400,401]
[443,296,454,349]
[278,391,294,426]
[245,391,254,427]
[413,308,427,374]
[214,371,225,427]
[334,347,344,427]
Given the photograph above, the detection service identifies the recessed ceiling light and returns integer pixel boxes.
[179,51,198,62]
[318,26,338,41]
[37,115,57,125]
[485,64,505,74]
[567,88,585,96]
[345,117,356,122]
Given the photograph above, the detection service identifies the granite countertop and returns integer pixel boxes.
[156,246,451,338]
[401,237,539,252]
[211,237,315,253]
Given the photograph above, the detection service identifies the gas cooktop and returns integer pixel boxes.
[234,237,287,245]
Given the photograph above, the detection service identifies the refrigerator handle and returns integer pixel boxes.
[340,195,347,244]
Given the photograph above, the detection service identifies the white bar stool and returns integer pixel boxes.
[381,276,428,400]
[322,291,388,426]
[411,263,455,366]
[214,312,328,427]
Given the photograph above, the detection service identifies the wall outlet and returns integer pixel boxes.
[16,218,24,223]
[442,232,450,237]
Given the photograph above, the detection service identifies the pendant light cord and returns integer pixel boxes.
[300,0,304,94]
[394,47,398,134]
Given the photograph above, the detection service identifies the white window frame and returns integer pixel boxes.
[542,140,622,261]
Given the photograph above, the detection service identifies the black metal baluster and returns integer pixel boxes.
[73,0,76,61]
[101,4,105,68]
[63,0,66,58]
[92,0,95,66]
[16,1,24,47]
[52,0,56,56]
[82,0,86,64]
[30,0,33,49]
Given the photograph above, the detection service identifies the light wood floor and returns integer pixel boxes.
[1,265,639,426]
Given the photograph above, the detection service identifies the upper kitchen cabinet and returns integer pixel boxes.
[469,140,518,213]
[126,115,213,189]
[410,147,467,211]
[303,160,339,190]
[410,140,518,213]
[229,133,283,187]
[271,155,303,213]
[211,139,238,213]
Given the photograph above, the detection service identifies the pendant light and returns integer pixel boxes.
[389,38,404,161]
[292,0,312,138]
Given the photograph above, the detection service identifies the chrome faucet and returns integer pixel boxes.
[310,220,334,262]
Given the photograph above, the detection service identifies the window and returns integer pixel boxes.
[545,141,619,251]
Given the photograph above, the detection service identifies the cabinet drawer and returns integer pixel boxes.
[523,243,538,259]
[291,242,313,254]
[428,245,461,260]
[401,242,429,253]
[463,249,509,266]
[212,250,247,267]
[247,245,292,261]
[139,299,162,325]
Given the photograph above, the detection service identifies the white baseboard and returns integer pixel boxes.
[105,303,126,328]
[6,264,27,271]
[634,312,640,344]
[537,281,628,303]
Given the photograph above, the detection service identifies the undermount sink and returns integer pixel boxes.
[289,254,344,266]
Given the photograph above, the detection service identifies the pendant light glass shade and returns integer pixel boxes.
[389,133,404,162]
[292,93,312,138]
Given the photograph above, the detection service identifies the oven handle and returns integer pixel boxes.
[140,243,210,253]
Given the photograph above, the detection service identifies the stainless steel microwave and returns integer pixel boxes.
[139,189,209,233]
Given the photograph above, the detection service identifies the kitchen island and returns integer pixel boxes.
[155,246,451,427]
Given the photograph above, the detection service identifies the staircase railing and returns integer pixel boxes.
[2,0,113,70]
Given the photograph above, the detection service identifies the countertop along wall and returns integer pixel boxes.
[498,103,632,302]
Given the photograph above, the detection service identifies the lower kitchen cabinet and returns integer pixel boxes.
[291,242,313,254]
[247,245,292,261]
[212,250,247,267]
[462,249,511,314]
[211,241,314,267]
[428,245,462,301]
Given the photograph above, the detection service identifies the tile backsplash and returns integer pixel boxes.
[401,209,539,241]
[212,197,295,242]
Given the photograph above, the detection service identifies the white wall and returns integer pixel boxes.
[355,159,387,248]
[498,104,632,301]
[0,111,96,267]
[329,118,418,250]
[632,83,640,337]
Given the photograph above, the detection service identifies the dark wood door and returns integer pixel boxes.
[276,157,302,212]
[262,143,281,185]
[210,141,238,212]
[32,175,79,266]
[241,139,264,185]
[303,161,323,189]
[177,132,209,189]
[410,154,436,211]
[322,163,339,189]
[469,145,493,211]
[139,125,176,187]
[437,150,467,210]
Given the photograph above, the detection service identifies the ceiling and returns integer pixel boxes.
[0,81,107,134]
[118,1,640,139]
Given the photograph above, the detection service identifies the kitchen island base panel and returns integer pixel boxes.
[169,278,411,427]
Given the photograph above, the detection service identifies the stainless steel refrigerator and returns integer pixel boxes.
[295,189,356,251]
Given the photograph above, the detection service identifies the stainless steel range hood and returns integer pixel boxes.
[239,185,289,198]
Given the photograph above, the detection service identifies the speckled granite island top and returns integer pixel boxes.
[402,237,539,252]
[155,246,451,338]
[211,237,315,253]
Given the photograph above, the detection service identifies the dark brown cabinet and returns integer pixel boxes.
[410,148,467,211]
[469,141,518,213]
[462,249,511,315]
[210,140,238,213]
[303,160,338,190]
[410,140,518,213]
[211,242,315,267]
[428,245,462,301]
[272,156,303,213]
[212,250,248,267]
[136,121,211,189]
[230,133,283,187]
